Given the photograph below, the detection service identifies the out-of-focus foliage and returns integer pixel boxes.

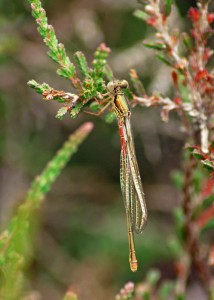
[0,123,93,300]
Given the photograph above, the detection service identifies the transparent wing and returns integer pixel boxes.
[120,142,131,215]
[121,117,147,234]
[120,139,138,271]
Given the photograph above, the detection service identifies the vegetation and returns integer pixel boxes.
[0,0,213,299]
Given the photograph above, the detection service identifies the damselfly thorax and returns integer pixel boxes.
[114,93,131,119]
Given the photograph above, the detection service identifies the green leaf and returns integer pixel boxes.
[182,33,193,51]
[88,101,99,112]
[201,194,214,210]
[92,43,111,81]
[56,107,68,119]
[29,0,77,81]
[144,42,166,51]
[142,291,151,300]
[104,65,114,81]
[146,269,161,287]
[171,170,184,190]
[164,0,173,17]
[177,73,191,103]
[63,291,78,300]
[158,281,175,299]
[186,145,195,152]
[156,54,172,66]
[129,69,145,96]
[176,293,186,300]
[174,208,185,242]
[69,101,84,118]
[193,194,214,218]
[202,159,214,171]
[74,51,90,78]
[104,112,116,123]
[200,218,214,234]
[124,87,134,100]
[27,80,52,94]
[134,9,149,22]
[167,237,183,257]
[192,149,204,160]
[193,169,204,193]
[28,122,94,204]
[56,65,76,79]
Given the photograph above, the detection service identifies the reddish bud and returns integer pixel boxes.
[162,14,167,24]
[188,7,200,22]
[66,106,71,112]
[204,86,214,95]
[146,16,157,27]
[194,69,211,82]
[197,205,214,228]
[203,48,213,62]
[98,43,111,53]
[193,145,201,151]
[201,175,214,197]
[210,145,214,153]
[173,97,182,105]
[207,13,214,24]
[190,29,197,40]
[152,96,159,102]
[130,69,138,79]
[174,261,186,277]
[171,71,178,86]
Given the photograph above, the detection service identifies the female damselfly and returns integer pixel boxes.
[42,79,147,271]
[95,80,148,271]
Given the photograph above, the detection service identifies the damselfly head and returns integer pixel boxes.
[107,80,128,93]
[119,80,128,89]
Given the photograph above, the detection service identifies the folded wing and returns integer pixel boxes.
[120,117,147,234]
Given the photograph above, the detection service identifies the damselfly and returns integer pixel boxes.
[42,80,147,270]
[91,80,147,271]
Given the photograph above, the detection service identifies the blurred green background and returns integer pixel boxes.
[0,0,199,299]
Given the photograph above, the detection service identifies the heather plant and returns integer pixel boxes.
[0,0,214,299]
[0,123,93,299]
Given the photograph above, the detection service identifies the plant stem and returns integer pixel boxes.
[182,154,211,296]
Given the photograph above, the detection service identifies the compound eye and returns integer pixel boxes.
[120,80,128,89]
[107,81,115,92]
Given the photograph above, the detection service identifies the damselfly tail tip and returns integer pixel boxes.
[130,259,138,272]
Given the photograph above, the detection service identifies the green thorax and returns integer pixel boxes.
[113,92,130,118]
